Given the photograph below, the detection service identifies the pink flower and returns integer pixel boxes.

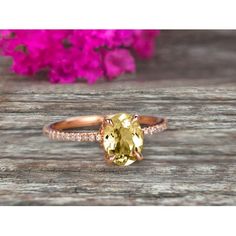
[104,49,135,79]
[133,30,160,59]
[0,30,159,84]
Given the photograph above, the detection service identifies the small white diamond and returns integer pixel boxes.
[96,134,101,141]
[71,133,76,141]
[65,133,70,140]
[143,129,149,135]
[83,135,88,141]
[89,134,95,142]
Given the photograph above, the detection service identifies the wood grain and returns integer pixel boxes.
[0,30,236,205]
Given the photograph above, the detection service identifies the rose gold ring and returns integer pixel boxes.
[43,113,167,166]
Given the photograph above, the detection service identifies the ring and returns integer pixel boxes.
[43,113,167,166]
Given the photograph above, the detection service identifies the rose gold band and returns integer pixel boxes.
[43,115,167,142]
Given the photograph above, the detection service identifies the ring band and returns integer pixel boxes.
[43,114,167,142]
[43,113,167,166]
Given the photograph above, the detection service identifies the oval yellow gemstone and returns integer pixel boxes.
[103,113,144,166]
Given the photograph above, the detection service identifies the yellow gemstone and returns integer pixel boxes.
[103,113,144,166]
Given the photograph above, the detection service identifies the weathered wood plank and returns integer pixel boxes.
[1,30,236,205]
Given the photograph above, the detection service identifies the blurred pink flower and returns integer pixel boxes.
[104,49,135,79]
[0,30,159,84]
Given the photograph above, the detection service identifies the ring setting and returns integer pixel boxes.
[101,113,144,166]
[43,113,167,166]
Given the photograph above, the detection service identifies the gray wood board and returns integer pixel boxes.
[0,30,236,205]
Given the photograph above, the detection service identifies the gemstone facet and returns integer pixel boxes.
[102,113,144,166]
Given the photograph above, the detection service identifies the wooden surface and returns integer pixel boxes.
[1,30,236,205]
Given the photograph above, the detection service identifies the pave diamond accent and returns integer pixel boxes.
[44,127,100,142]
[142,121,167,135]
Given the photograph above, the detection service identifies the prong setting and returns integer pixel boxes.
[104,154,116,164]
[132,114,139,122]
[104,118,113,126]
[134,151,144,161]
